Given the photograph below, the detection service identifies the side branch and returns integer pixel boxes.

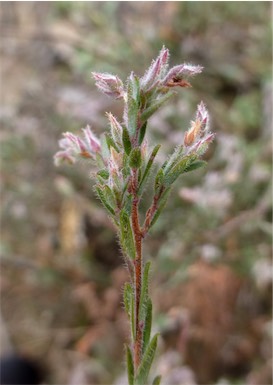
[142,187,164,237]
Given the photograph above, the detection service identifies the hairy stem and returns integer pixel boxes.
[142,186,164,236]
[131,169,143,371]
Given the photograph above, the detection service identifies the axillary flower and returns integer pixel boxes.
[54,125,101,165]
[54,46,215,385]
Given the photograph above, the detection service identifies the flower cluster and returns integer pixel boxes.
[54,125,101,166]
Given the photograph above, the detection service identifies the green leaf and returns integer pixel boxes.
[127,74,140,136]
[123,282,133,315]
[135,333,159,385]
[128,99,138,137]
[105,133,120,152]
[104,185,117,206]
[129,148,142,169]
[139,144,161,194]
[101,134,110,160]
[112,186,122,207]
[120,209,136,260]
[152,375,162,385]
[163,145,184,175]
[141,92,174,122]
[138,122,147,145]
[154,168,164,193]
[163,155,197,186]
[129,72,140,103]
[97,169,109,180]
[139,261,151,321]
[142,298,152,355]
[126,345,135,385]
[95,185,116,217]
[130,287,135,341]
[185,159,207,172]
[122,126,132,156]
[150,187,171,228]
[123,192,133,216]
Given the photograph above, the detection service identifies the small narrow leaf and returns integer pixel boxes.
[127,99,138,136]
[120,209,136,260]
[138,122,147,145]
[135,333,159,385]
[141,92,174,122]
[105,133,120,152]
[163,155,197,186]
[123,193,133,216]
[139,261,151,321]
[95,185,116,216]
[139,144,161,194]
[129,72,140,103]
[126,345,134,385]
[101,134,110,160]
[142,298,152,355]
[152,375,162,385]
[163,145,184,174]
[130,288,135,341]
[185,159,207,172]
[104,185,117,207]
[127,74,140,136]
[112,186,122,207]
[129,148,142,169]
[154,168,164,193]
[122,126,132,155]
[97,169,109,180]
[123,283,133,315]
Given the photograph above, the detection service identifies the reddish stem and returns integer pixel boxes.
[131,169,143,371]
[142,186,164,237]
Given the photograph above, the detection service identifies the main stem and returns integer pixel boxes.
[131,169,143,371]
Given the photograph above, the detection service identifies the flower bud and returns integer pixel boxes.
[54,150,76,166]
[140,46,170,90]
[92,72,124,99]
[184,102,214,156]
[82,125,101,153]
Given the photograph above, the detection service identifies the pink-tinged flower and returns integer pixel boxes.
[54,126,101,166]
[92,72,124,99]
[162,63,203,88]
[82,125,101,153]
[54,150,76,166]
[184,102,214,155]
[140,46,170,90]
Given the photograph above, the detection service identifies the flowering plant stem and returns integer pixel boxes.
[54,46,214,385]
[131,170,143,369]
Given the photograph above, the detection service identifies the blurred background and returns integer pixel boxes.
[0,2,272,385]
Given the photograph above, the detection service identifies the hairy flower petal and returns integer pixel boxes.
[54,150,76,166]
[82,125,101,153]
[162,63,203,87]
[54,126,101,165]
[92,72,124,99]
[140,46,170,90]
